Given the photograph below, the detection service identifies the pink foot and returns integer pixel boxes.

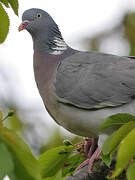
[88,146,102,173]
[76,138,99,171]
[76,159,89,170]
[77,146,102,173]
[84,138,98,157]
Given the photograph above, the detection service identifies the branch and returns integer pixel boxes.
[65,160,127,180]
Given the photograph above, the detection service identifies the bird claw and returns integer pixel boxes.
[88,146,102,173]
[76,138,101,173]
[84,138,98,158]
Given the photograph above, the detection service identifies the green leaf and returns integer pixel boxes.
[0,0,9,7]
[0,3,9,43]
[55,170,63,180]
[127,162,135,180]
[63,140,73,146]
[101,133,117,167]
[0,127,41,180]
[112,128,135,178]
[7,109,15,117]
[101,153,111,167]
[8,0,18,15]
[102,133,114,155]
[4,111,23,131]
[101,150,114,167]
[62,153,85,177]
[0,141,14,179]
[39,145,73,178]
[102,121,135,155]
[99,113,135,130]
[43,170,63,180]
[8,172,19,180]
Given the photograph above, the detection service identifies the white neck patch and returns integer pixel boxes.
[50,37,68,55]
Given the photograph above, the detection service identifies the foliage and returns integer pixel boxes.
[2,110,135,180]
[0,110,86,180]
[100,113,135,180]
[0,0,19,43]
[0,110,41,180]
[39,145,73,178]
[4,109,135,180]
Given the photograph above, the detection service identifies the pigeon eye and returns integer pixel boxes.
[37,13,42,18]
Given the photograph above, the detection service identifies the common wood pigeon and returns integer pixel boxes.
[19,8,135,172]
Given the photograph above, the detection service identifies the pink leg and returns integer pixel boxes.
[84,138,92,155]
[77,146,102,172]
[76,138,98,171]
[87,138,97,158]
[76,159,89,170]
[84,138,97,157]
[88,146,102,173]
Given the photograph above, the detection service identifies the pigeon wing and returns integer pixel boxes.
[53,51,135,109]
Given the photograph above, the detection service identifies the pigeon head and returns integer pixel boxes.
[19,8,68,54]
[19,9,54,34]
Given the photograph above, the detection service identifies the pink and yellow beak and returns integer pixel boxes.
[18,20,29,31]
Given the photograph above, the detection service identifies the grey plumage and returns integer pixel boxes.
[53,51,135,109]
